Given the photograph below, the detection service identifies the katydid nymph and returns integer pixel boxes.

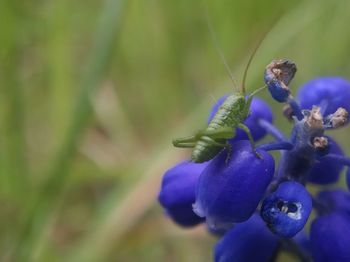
[172,16,272,163]
[172,76,266,163]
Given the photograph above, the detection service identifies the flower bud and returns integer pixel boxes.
[293,231,311,256]
[297,77,350,117]
[264,59,297,102]
[214,214,278,262]
[307,136,344,185]
[312,136,329,156]
[316,190,350,216]
[324,107,348,129]
[158,161,208,227]
[193,140,275,231]
[311,213,350,262]
[261,181,312,238]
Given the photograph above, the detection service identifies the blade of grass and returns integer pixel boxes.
[0,3,27,258]
[48,0,74,151]
[0,1,27,200]
[13,0,125,260]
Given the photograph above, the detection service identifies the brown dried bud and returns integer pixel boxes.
[306,106,323,129]
[265,59,297,87]
[312,136,328,150]
[330,107,348,128]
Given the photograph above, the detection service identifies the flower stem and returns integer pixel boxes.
[257,141,293,152]
[318,153,350,167]
[258,119,287,141]
[287,97,304,120]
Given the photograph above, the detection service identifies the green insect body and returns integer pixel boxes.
[172,11,270,163]
[173,94,255,163]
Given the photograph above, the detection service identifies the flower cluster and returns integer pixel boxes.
[158,60,350,262]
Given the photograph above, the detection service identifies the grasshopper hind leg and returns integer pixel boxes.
[172,142,196,148]
[237,123,263,159]
[172,135,197,148]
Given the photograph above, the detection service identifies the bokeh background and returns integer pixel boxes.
[1,0,350,261]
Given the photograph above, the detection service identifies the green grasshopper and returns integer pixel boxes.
[172,16,268,163]
[172,81,265,163]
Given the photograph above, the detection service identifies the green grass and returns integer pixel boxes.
[1,0,350,261]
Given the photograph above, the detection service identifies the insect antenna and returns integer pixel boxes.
[241,17,281,96]
[204,8,238,91]
[248,84,268,98]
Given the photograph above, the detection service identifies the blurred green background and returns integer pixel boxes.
[1,0,350,261]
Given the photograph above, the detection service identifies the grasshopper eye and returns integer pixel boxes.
[264,59,297,103]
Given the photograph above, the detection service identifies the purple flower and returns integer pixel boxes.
[297,77,350,117]
[292,231,311,256]
[260,181,312,237]
[214,214,279,262]
[307,136,344,185]
[311,213,350,262]
[158,160,208,227]
[193,140,275,230]
[316,189,350,216]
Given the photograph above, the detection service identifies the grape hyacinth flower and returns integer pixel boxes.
[193,140,274,230]
[215,214,279,262]
[159,60,350,261]
[297,77,350,117]
[311,213,350,262]
[315,189,350,216]
[307,136,344,185]
[261,181,312,238]
[158,161,208,227]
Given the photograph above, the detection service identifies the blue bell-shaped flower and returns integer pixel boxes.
[158,160,208,227]
[311,213,350,262]
[297,77,350,117]
[193,140,275,231]
[307,136,344,185]
[214,214,279,262]
[316,189,350,216]
[260,181,312,238]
